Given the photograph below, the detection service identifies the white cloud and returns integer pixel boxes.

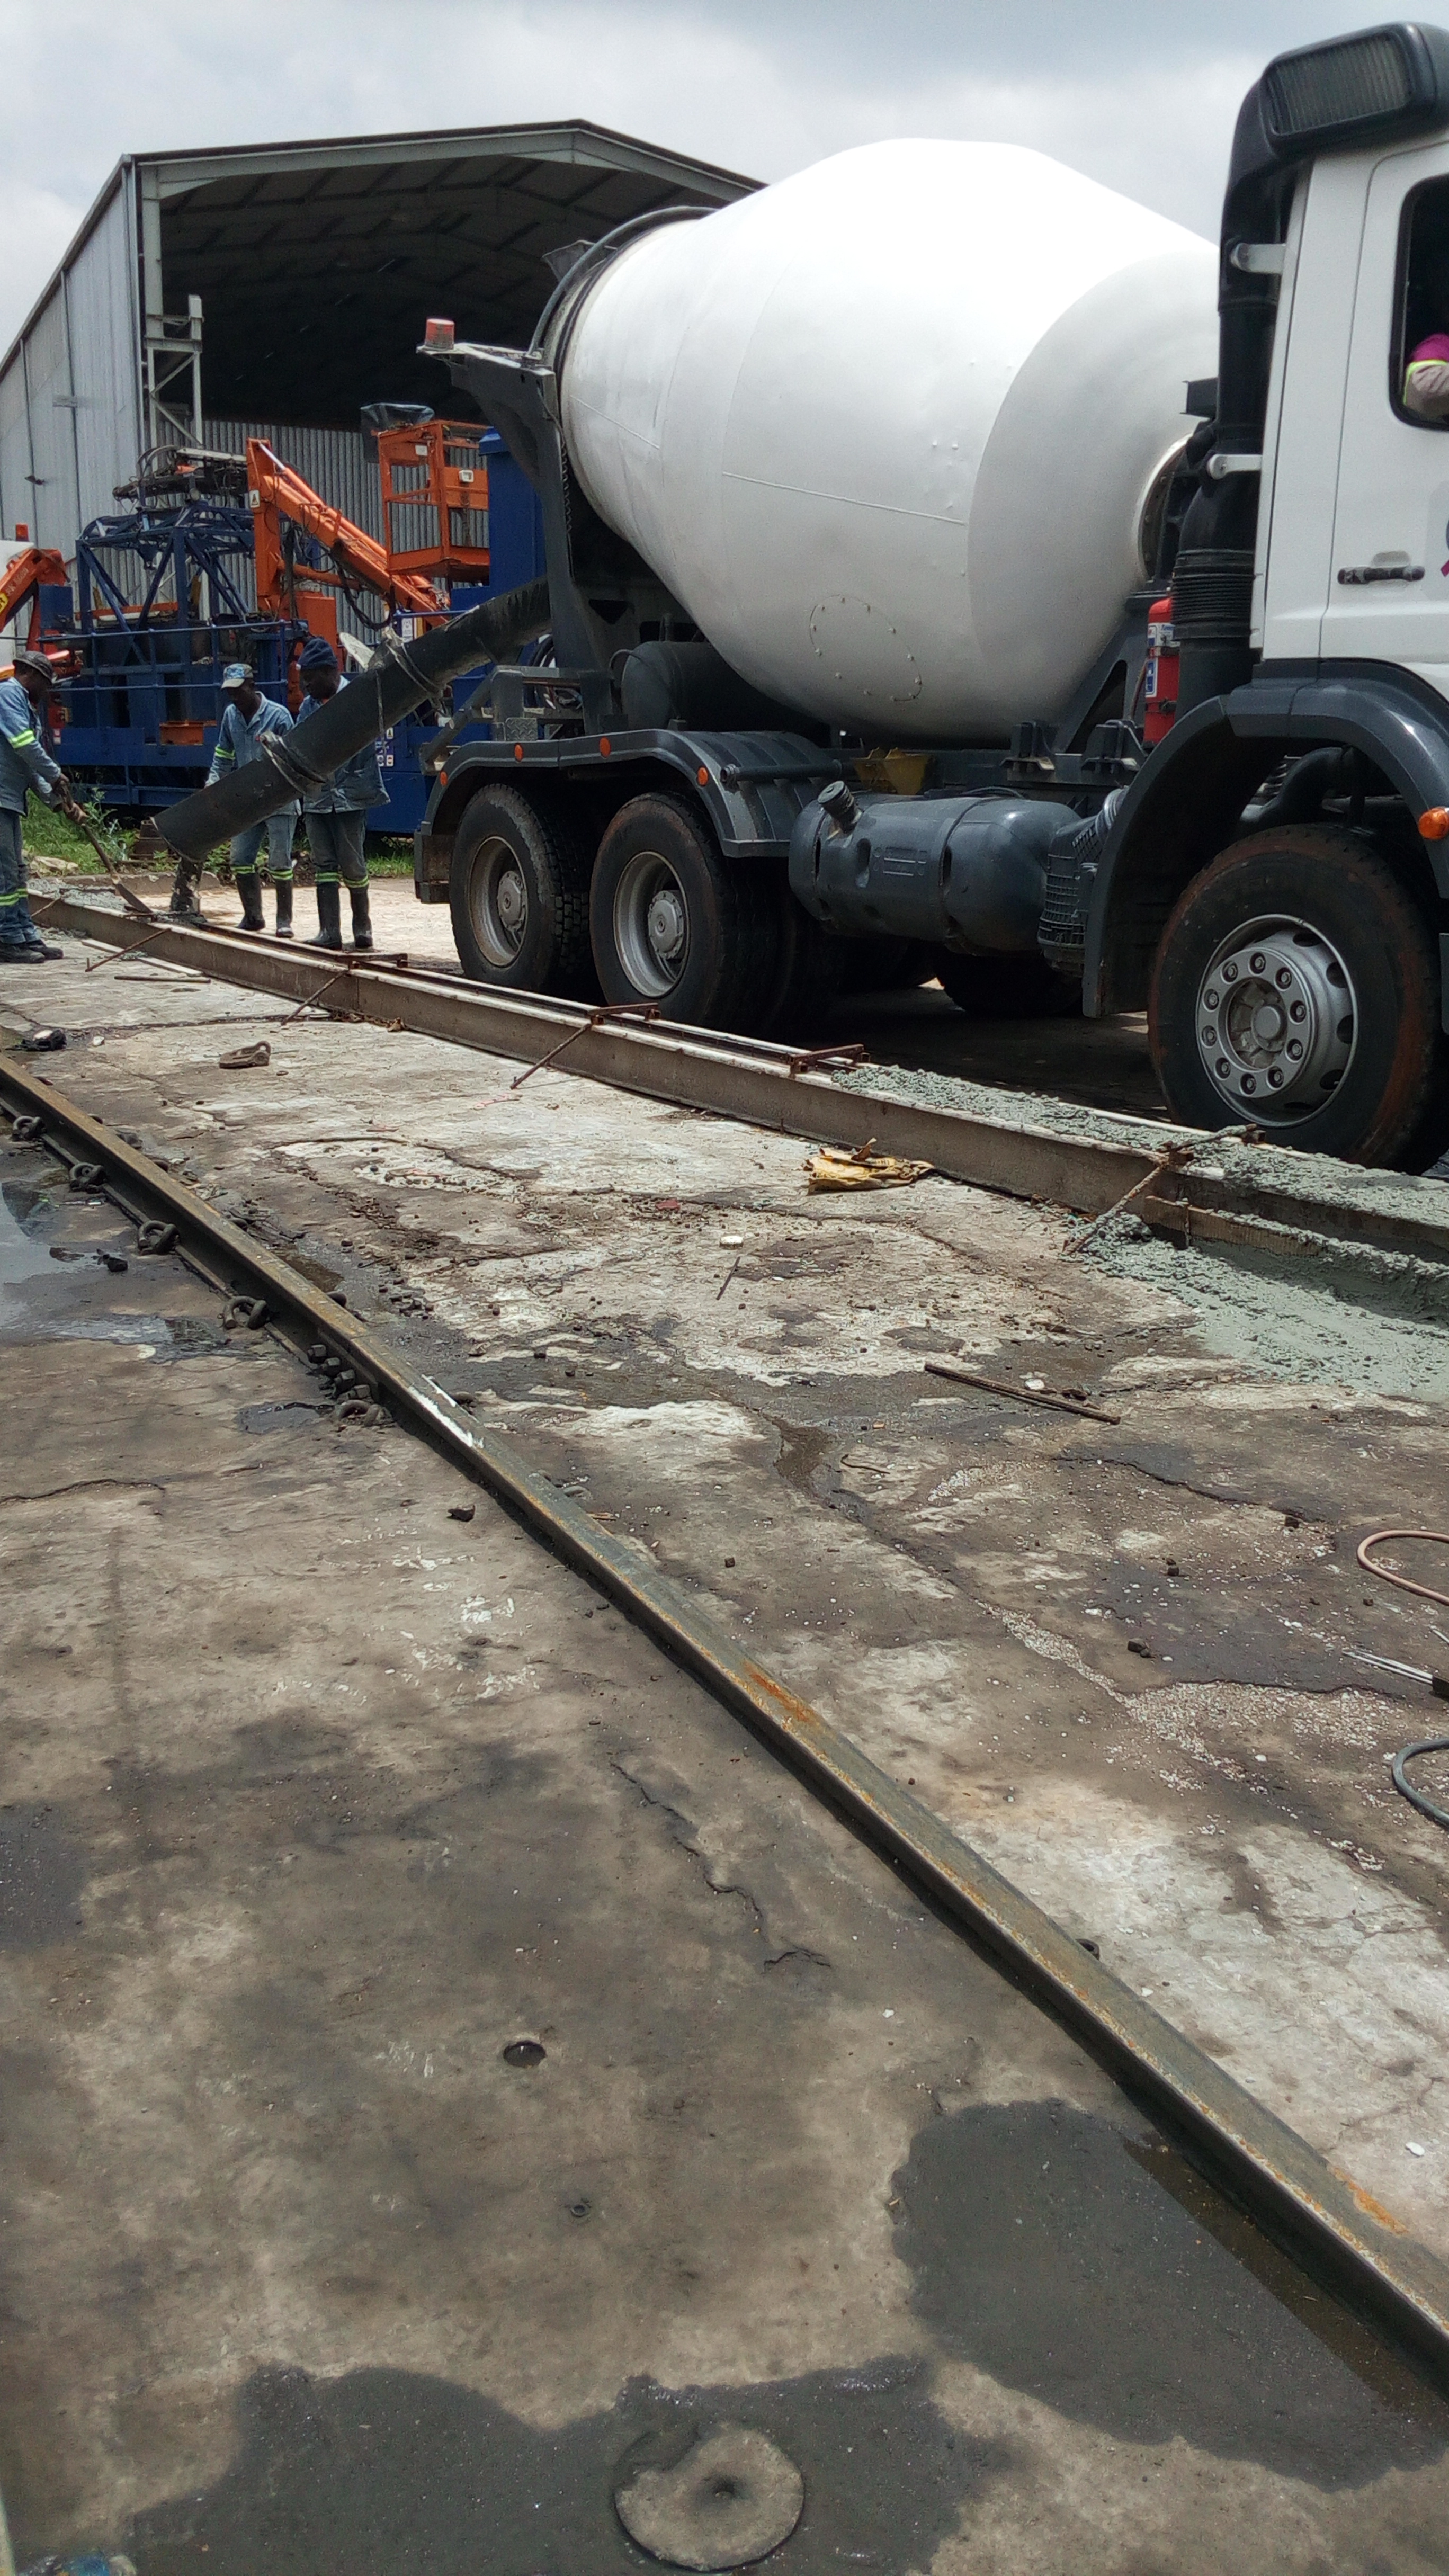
[0,0,1380,352]
[0,176,91,345]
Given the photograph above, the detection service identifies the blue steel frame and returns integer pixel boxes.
[37,429,548,834]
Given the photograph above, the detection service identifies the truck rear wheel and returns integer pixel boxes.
[1149,827,1443,1165]
[590,794,772,1027]
[449,786,594,997]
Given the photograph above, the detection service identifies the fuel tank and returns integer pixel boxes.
[789,788,1077,951]
[554,141,1217,739]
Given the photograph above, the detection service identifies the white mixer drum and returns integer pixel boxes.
[557,140,1218,738]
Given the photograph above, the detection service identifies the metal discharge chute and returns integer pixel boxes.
[158,579,550,876]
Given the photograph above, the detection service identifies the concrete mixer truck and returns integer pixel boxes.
[414,20,1449,1167]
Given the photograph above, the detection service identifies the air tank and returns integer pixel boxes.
[554,141,1218,740]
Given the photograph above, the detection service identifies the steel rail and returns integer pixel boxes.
[6,1048,1449,2391]
[33,892,1155,1214]
[33,891,1449,1268]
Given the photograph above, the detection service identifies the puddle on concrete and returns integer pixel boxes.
[126,2357,992,2576]
[0,1805,87,1949]
[893,2098,1448,2485]
[0,1184,57,1294]
[238,1402,323,1434]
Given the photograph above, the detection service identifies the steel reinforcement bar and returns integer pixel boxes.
[6,1045,1449,2391]
[35,892,1449,1268]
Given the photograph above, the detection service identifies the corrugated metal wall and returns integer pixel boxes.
[0,176,140,557]
[204,418,383,540]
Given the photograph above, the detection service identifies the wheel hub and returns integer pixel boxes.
[614,849,690,998]
[1194,915,1356,1120]
[469,836,530,967]
[646,885,686,968]
[495,866,526,936]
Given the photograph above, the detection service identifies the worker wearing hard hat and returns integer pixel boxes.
[0,648,74,963]
[295,637,381,951]
[205,663,300,936]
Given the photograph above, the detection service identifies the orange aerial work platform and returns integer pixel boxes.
[377,419,491,582]
[245,439,444,657]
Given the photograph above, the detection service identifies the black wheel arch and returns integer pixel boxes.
[1084,666,1449,1016]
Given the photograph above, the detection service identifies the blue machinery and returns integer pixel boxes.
[35,432,545,836]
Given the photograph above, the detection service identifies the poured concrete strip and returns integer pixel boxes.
[7,1048,1449,2393]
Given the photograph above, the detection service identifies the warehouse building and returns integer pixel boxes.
[0,121,755,555]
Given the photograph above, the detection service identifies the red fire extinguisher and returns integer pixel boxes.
[1143,596,1179,745]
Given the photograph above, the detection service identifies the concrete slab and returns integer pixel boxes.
[12,945,1449,2566]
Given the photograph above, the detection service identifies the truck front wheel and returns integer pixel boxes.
[1150,827,1443,1165]
[591,794,771,1027]
[449,786,593,996]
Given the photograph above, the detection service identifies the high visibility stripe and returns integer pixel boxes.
[0,887,28,906]
[5,728,36,749]
[314,871,341,884]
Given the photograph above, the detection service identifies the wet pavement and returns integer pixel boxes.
[8,946,1449,2570]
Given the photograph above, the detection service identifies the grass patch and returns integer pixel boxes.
[21,807,417,878]
[21,797,128,868]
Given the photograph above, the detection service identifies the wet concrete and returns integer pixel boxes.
[895,2099,1446,2483]
[129,2358,994,2576]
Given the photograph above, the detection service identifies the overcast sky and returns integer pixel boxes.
[0,0,1414,349]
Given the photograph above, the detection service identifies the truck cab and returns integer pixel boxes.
[418,22,1449,1169]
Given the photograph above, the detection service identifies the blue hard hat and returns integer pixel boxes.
[220,661,252,690]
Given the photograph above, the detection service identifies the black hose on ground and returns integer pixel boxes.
[161,577,552,888]
[1391,1739,1449,1832]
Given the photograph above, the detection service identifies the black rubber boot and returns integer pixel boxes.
[348,882,373,951]
[309,881,343,949]
[274,879,294,941]
[236,871,265,932]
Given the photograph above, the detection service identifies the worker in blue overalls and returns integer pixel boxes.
[295,637,380,951]
[0,649,70,963]
[204,662,299,936]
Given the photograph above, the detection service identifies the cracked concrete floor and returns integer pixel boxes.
[7,930,1449,2568]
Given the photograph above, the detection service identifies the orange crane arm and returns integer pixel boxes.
[0,547,68,642]
[245,440,440,621]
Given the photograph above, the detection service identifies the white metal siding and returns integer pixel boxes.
[0,177,140,558]
[68,182,142,534]
[22,290,78,553]
[0,344,30,548]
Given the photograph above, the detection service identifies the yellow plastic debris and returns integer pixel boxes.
[805,1142,933,1192]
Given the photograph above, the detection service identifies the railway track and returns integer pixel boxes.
[7,1041,1449,2406]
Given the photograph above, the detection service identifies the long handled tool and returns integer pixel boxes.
[56,796,153,921]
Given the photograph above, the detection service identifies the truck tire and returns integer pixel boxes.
[1149,827,1443,1165]
[590,793,773,1027]
[449,786,594,997]
[937,952,1081,1018]
[756,862,846,1039]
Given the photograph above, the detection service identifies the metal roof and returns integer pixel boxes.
[153,120,756,428]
